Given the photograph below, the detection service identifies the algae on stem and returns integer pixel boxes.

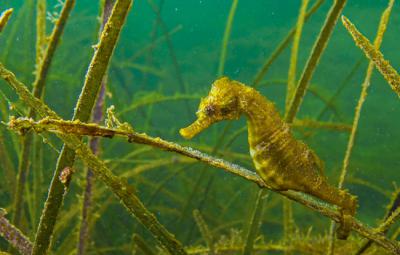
[35,0,46,66]
[342,15,400,98]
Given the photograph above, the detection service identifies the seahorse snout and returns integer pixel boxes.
[179,117,212,139]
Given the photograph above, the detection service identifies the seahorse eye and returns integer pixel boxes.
[220,107,231,115]
[204,105,216,116]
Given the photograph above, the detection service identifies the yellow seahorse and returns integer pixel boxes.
[180,77,357,239]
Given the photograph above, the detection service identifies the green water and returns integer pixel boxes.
[0,0,399,254]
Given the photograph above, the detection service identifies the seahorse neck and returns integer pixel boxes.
[237,86,284,147]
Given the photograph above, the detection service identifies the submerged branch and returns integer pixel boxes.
[0,209,33,255]
[6,116,400,255]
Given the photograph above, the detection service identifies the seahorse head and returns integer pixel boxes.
[180,77,241,139]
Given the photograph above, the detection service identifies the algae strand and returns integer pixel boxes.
[35,0,46,66]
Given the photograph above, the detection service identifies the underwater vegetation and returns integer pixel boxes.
[0,0,399,254]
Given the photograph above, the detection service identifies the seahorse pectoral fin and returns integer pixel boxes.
[180,117,213,139]
[309,149,324,175]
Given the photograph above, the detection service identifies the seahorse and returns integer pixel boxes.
[180,77,357,239]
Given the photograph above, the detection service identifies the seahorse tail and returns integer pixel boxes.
[336,190,358,240]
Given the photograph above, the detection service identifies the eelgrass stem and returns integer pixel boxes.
[342,15,400,98]
[286,0,309,110]
[286,0,347,123]
[242,189,268,255]
[31,0,132,254]
[0,62,188,254]
[328,2,394,253]
[283,0,309,246]
[76,1,114,254]
[193,209,215,254]
[11,0,75,230]
[217,0,238,77]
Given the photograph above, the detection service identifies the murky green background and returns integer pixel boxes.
[0,0,399,253]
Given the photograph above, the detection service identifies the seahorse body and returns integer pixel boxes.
[180,77,357,239]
